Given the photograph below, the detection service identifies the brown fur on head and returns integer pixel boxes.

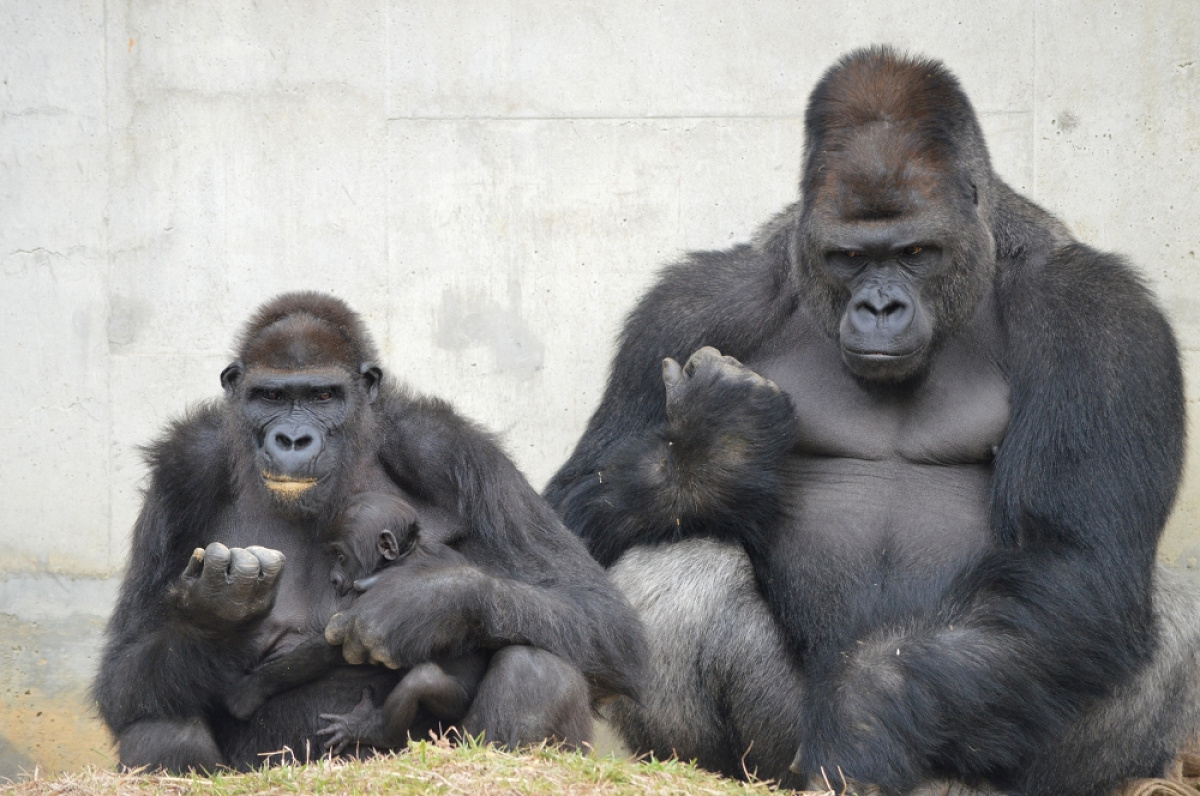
[793,46,996,356]
[236,291,380,374]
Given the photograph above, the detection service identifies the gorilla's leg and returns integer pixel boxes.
[1022,566,1200,794]
[462,646,591,749]
[117,717,222,773]
[318,653,490,754]
[607,539,806,787]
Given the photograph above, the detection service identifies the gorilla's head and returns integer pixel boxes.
[794,46,996,384]
[219,292,383,520]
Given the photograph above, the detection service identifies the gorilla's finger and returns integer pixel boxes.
[326,613,369,664]
[686,346,723,373]
[662,358,685,389]
[369,647,401,670]
[246,546,285,581]
[228,547,262,584]
[182,547,206,580]
[325,611,350,645]
[340,635,368,666]
[200,543,232,584]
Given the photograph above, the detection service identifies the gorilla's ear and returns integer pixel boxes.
[378,529,400,561]
[360,362,382,403]
[220,362,244,397]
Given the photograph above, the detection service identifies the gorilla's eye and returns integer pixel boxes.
[262,389,284,402]
[314,389,333,402]
[844,250,862,258]
[903,246,924,256]
[337,552,346,564]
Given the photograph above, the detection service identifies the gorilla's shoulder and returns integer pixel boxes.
[618,207,800,364]
[142,401,233,506]
[1007,242,1162,320]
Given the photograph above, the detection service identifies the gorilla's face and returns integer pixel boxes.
[825,239,939,383]
[220,340,382,521]
[800,129,993,384]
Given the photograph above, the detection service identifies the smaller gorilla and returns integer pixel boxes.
[321,495,494,751]
[223,491,490,745]
[94,292,642,771]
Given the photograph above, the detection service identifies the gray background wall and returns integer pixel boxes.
[2,0,1198,779]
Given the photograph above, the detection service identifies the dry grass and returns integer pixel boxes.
[1,737,825,796]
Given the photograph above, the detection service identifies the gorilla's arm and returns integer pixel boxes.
[794,243,1186,792]
[92,407,279,766]
[545,221,801,566]
[326,391,647,702]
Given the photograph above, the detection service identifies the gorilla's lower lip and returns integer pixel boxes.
[842,347,928,382]
[844,350,922,361]
[261,472,318,496]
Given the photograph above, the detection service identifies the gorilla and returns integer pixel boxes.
[93,291,645,773]
[546,47,1200,795]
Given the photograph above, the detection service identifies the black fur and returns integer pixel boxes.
[546,47,1193,796]
[94,291,646,772]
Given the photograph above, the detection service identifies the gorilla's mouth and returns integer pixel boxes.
[841,346,928,382]
[261,472,319,497]
[842,347,924,363]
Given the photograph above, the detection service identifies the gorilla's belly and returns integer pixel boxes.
[790,455,992,571]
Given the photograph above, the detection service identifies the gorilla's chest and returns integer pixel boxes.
[749,327,1010,568]
[209,506,348,658]
[753,330,1010,464]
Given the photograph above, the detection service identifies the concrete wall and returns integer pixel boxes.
[1,0,1197,779]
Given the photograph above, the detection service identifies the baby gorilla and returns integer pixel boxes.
[224,492,489,753]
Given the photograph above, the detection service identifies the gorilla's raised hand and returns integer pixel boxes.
[170,543,285,629]
[325,559,490,669]
[662,346,797,465]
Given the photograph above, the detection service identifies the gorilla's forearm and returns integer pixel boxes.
[796,552,1154,792]
[479,576,646,701]
[96,497,266,733]
[94,617,254,734]
[372,390,647,699]
[552,416,796,568]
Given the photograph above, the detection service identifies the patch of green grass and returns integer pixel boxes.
[3,738,824,796]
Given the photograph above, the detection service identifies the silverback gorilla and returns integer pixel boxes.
[546,47,1200,795]
[94,292,645,772]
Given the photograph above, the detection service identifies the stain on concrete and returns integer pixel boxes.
[107,294,154,348]
[0,579,119,780]
[434,286,544,380]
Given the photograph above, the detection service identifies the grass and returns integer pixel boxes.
[2,737,825,796]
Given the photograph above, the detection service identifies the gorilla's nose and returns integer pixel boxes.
[850,286,914,336]
[264,423,324,471]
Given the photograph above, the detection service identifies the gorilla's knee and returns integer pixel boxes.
[462,646,591,750]
[118,717,223,774]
